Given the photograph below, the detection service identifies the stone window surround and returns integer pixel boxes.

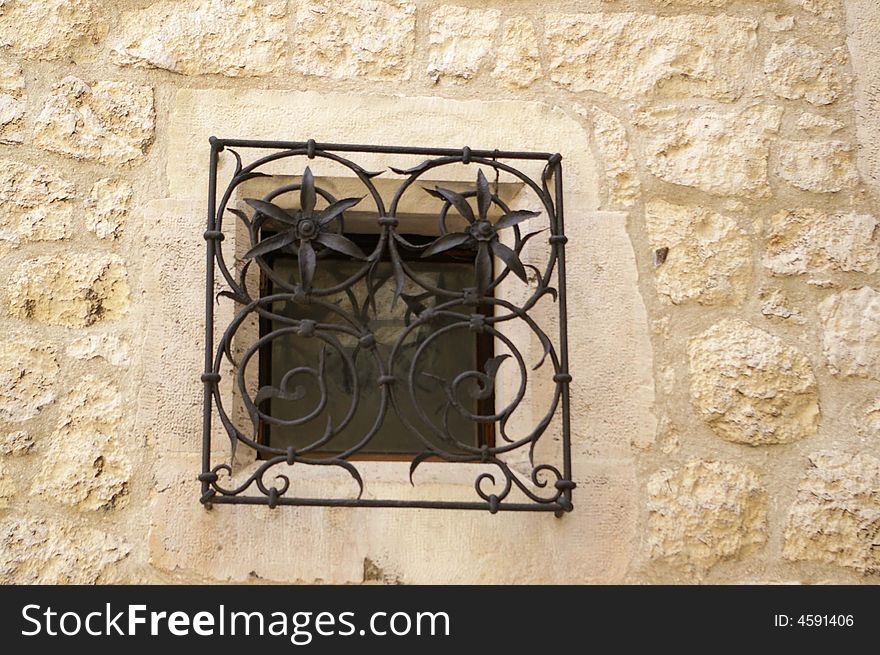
[141,89,654,582]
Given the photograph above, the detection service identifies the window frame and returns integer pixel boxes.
[200,138,574,515]
[257,231,497,459]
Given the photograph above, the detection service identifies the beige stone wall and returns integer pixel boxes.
[1,0,878,584]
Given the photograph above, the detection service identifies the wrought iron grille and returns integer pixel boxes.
[201,138,574,515]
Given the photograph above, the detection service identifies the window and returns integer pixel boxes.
[260,231,496,458]
[201,139,574,514]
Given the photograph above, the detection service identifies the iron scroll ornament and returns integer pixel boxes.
[201,138,574,515]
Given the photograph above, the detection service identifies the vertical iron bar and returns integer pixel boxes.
[202,139,220,501]
[553,159,573,511]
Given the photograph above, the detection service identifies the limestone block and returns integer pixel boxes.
[427,6,500,82]
[636,104,782,198]
[0,518,128,583]
[56,375,121,433]
[759,288,805,323]
[795,112,845,136]
[764,39,842,105]
[292,0,415,80]
[688,319,819,445]
[0,463,14,507]
[546,13,757,101]
[587,106,640,208]
[784,451,880,573]
[647,461,767,572]
[645,200,751,305]
[66,333,131,367]
[817,286,880,379]
[0,430,33,456]
[85,178,132,239]
[0,159,75,245]
[777,140,859,193]
[33,77,155,165]
[7,254,129,327]
[794,0,839,18]
[0,57,25,144]
[765,209,879,276]
[0,338,58,423]
[0,0,102,61]
[31,426,130,510]
[111,0,286,77]
[491,18,541,90]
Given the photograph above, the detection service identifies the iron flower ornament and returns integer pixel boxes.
[242,166,366,290]
[422,169,540,291]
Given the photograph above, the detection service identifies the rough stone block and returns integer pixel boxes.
[647,460,767,572]
[292,0,415,80]
[636,104,782,198]
[818,286,880,379]
[7,254,129,327]
[34,76,155,165]
[111,0,287,77]
[784,451,880,574]
[0,338,58,423]
[765,209,879,276]
[688,319,819,445]
[546,13,757,101]
[645,200,751,305]
[427,6,500,82]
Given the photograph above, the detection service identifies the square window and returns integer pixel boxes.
[201,139,574,514]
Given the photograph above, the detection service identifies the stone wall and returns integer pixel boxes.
[0,0,878,584]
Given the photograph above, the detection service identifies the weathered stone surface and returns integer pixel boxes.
[795,112,845,136]
[777,140,859,192]
[0,463,14,507]
[292,0,415,80]
[0,338,58,423]
[638,0,728,4]
[759,288,806,323]
[847,0,880,200]
[33,77,155,165]
[647,460,767,572]
[56,375,121,433]
[764,13,796,32]
[817,287,880,379]
[30,376,127,510]
[689,320,819,445]
[0,430,33,456]
[636,104,782,197]
[784,451,880,573]
[0,518,128,583]
[765,209,879,276]
[491,18,541,89]
[111,0,286,77]
[0,0,102,61]
[85,178,132,239]
[31,427,130,510]
[7,254,129,327]
[645,200,751,305]
[795,0,839,18]
[764,39,842,105]
[0,159,75,245]
[588,106,641,208]
[66,333,131,368]
[0,57,25,144]
[427,6,500,82]
[546,13,757,100]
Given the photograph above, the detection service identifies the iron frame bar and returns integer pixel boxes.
[201,137,574,515]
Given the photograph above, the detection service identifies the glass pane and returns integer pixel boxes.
[264,256,485,456]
